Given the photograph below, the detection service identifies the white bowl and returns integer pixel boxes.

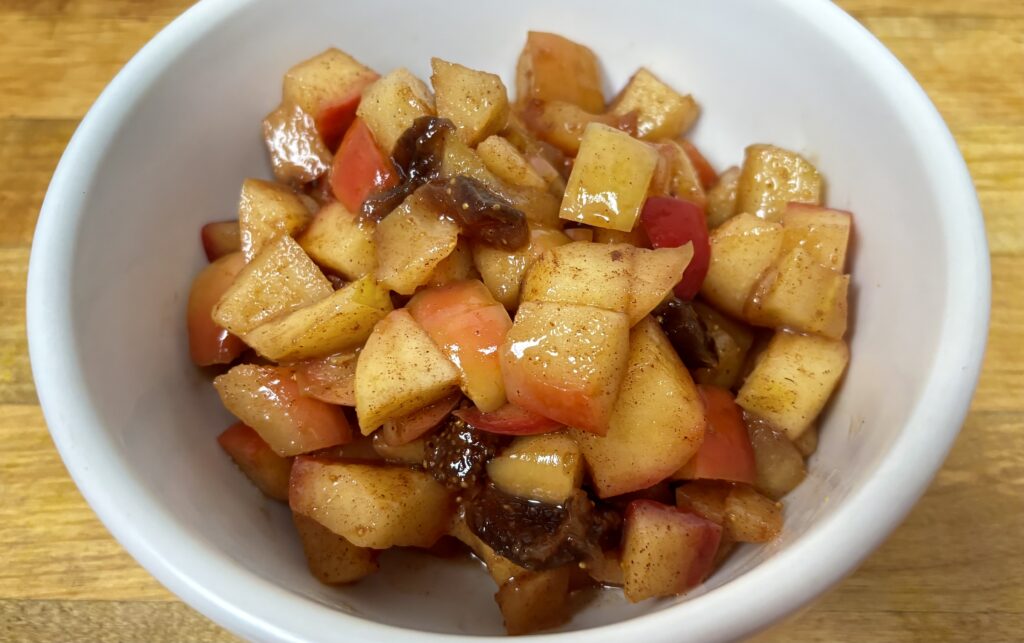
[27,0,989,640]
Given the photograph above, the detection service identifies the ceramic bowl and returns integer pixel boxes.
[27,0,989,640]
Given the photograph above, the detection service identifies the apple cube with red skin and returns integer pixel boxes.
[621,500,722,602]
[292,513,378,585]
[515,31,605,113]
[200,221,241,262]
[379,393,461,446]
[501,301,630,435]
[289,456,453,549]
[453,404,562,436]
[640,196,710,299]
[262,102,333,186]
[407,280,513,412]
[217,422,292,501]
[329,118,399,213]
[282,48,379,151]
[214,364,352,456]
[572,317,705,498]
[674,385,757,485]
[187,252,247,367]
[292,350,359,406]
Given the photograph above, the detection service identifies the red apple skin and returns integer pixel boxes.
[380,393,461,446]
[329,118,399,213]
[315,92,362,152]
[640,196,710,300]
[675,386,757,485]
[217,422,292,501]
[622,500,722,601]
[201,221,241,262]
[453,404,562,436]
[188,252,247,366]
[214,365,353,457]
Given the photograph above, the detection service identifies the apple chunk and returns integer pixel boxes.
[779,203,852,272]
[213,234,332,336]
[214,364,352,456]
[621,500,722,602]
[292,513,378,585]
[407,280,512,412]
[374,189,460,295]
[501,301,629,435]
[735,144,823,221]
[572,317,705,498]
[745,247,850,339]
[237,178,313,262]
[262,103,333,186]
[473,225,570,309]
[515,31,604,113]
[674,386,756,485]
[187,252,247,367]
[431,58,509,145]
[243,275,392,362]
[736,331,849,439]
[298,201,377,280]
[486,433,584,504]
[559,123,659,232]
[282,48,379,150]
[355,309,461,434]
[609,68,698,141]
[289,457,453,549]
[699,212,783,319]
[201,221,241,262]
[356,68,435,154]
[217,422,293,501]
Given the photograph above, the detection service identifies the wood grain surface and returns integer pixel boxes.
[1,1,1021,641]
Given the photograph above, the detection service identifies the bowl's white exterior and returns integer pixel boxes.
[27,0,989,641]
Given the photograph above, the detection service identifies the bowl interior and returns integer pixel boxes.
[32,0,983,639]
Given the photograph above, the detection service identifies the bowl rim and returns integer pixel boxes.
[26,0,991,641]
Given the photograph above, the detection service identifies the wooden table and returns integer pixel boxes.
[1,1,1021,641]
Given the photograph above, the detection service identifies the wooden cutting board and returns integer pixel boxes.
[0,1,1020,641]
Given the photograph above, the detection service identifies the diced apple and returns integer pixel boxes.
[515,31,604,113]
[374,189,460,295]
[610,68,698,140]
[706,166,740,229]
[736,144,823,221]
[262,103,333,186]
[212,234,333,336]
[674,386,757,485]
[188,252,247,366]
[293,350,358,406]
[521,242,633,313]
[745,247,850,339]
[292,513,378,584]
[679,140,718,189]
[237,179,312,262]
[371,432,427,465]
[793,424,819,457]
[431,58,509,145]
[746,418,807,499]
[563,227,594,242]
[215,364,352,456]
[379,393,460,446]
[621,500,722,602]
[356,68,435,154]
[520,241,692,325]
[454,404,563,436]
[699,212,784,319]
[477,135,548,190]
[329,117,400,213]
[640,196,709,299]
[243,275,392,361]
[520,99,635,155]
[407,280,512,411]
[201,221,241,262]
[282,48,379,150]
[691,302,754,390]
[426,238,478,288]
[560,123,659,232]
[593,226,649,247]
[737,331,849,439]
[675,482,782,543]
[486,433,583,504]
[298,201,376,280]
[289,457,453,548]
[495,567,572,635]
[650,140,706,208]
[572,317,704,498]
[355,309,461,434]
[473,225,570,308]
[217,422,293,501]
[584,549,625,586]
[501,301,629,435]
[779,203,852,272]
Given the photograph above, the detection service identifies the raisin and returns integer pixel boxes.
[424,416,506,489]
